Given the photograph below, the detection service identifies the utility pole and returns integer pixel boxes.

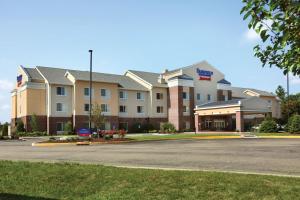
[287,73,290,120]
[89,50,93,132]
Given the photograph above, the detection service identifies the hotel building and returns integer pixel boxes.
[11,61,281,134]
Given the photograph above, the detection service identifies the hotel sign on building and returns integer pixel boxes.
[11,61,281,134]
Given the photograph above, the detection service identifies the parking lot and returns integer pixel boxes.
[0,138,300,176]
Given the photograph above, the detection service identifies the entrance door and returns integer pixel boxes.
[205,120,212,129]
[214,120,225,130]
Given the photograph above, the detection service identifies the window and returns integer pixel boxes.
[183,106,189,113]
[119,105,126,113]
[156,106,163,113]
[197,93,201,101]
[137,92,144,100]
[185,121,190,129]
[101,104,109,112]
[156,93,163,100]
[207,94,211,101]
[137,106,144,113]
[56,103,63,112]
[56,87,65,96]
[84,88,90,96]
[56,122,64,132]
[119,91,127,99]
[101,89,106,97]
[84,104,90,112]
[183,92,189,100]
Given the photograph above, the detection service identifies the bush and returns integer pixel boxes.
[259,118,278,133]
[141,123,154,133]
[288,115,300,134]
[30,114,39,132]
[160,122,176,133]
[64,121,73,135]
[130,123,143,133]
[1,123,9,136]
[118,129,127,139]
[16,120,25,133]
[16,131,47,137]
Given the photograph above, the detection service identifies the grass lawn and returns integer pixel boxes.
[253,132,296,136]
[126,133,240,141]
[0,161,299,200]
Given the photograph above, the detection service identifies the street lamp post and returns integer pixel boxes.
[287,73,290,120]
[89,50,93,132]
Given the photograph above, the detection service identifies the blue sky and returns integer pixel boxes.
[0,0,299,123]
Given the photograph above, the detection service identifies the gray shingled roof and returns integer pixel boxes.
[23,67,44,81]
[217,79,231,85]
[197,99,240,108]
[68,70,148,91]
[230,86,275,98]
[36,66,73,85]
[127,70,168,88]
[169,74,193,81]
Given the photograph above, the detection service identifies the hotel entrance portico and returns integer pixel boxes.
[194,98,272,132]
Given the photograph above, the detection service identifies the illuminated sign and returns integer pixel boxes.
[196,68,213,81]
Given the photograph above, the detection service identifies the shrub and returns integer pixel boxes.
[288,115,300,134]
[259,118,278,133]
[141,123,154,133]
[118,129,127,139]
[2,123,8,136]
[16,120,25,133]
[30,114,39,132]
[64,121,73,135]
[160,122,176,133]
[16,131,47,137]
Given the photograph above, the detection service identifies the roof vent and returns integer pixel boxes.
[158,74,166,84]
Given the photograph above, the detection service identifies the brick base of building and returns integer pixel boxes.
[11,115,47,132]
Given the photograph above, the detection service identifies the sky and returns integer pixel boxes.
[0,0,299,123]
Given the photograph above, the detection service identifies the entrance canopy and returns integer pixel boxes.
[194,97,271,132]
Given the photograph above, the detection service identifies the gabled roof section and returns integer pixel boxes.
[197,99,240,109]
[127,70,168,88]
[168,74,193,81]
[163,60,225,77]
[230,86,275,98]
[217,79,231,85]
[23,67,44,81]
[36,66,73,85]
[67,69,148,91]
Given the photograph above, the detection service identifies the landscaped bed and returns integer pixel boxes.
[0,161,299,200]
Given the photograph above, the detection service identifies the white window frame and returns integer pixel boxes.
[119,105,127,113]
[56,87,66,96]
[156,106,164,113]
[137,92,144,100]
[119,91,128,100]
[101,104,110,113]
[84,104,90,112]
[56,122,65,132]
[197,93,201,101]
[56,103,65,112]
[183,92,189,100]
[137,106,144,114]
[101,88,111,99]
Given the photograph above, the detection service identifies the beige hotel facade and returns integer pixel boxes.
[11,61,281,134]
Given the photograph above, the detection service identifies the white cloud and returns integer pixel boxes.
[244,19,273,42]
[244,29,260,41]
[290,74,300,85]
[0,79,14,91]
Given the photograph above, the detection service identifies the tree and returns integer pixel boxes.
[91,103,106,137]
[16,120,25,133]
[241,0,300,75]
[281,93,300,124]
[30,113,39,132]
[275,85,286,101]
[288,114,300,133]
[64,121,73,135]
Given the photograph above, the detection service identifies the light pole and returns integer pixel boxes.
[287,72,290,120]
[89,50,93,132]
